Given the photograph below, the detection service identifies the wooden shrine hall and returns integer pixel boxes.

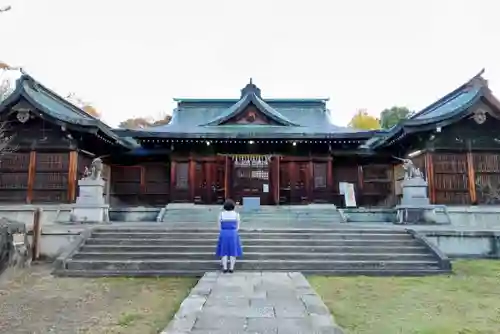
[2,70,500,207]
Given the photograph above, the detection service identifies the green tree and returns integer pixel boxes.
[380,106,411,129]
[348,109,380,130]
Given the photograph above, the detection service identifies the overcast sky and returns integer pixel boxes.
[1,0,499,127]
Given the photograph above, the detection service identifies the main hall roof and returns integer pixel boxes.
[114,80,377,140]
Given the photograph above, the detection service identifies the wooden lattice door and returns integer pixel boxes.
[232,156,271,205]
[193,159,225,204]
[279,161,308,204]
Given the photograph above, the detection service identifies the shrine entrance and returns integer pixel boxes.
[231,155,272,205]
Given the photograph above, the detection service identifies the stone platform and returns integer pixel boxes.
[162,271,344,334]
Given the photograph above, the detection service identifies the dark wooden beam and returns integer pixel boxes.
[307,158,313,202]
[272,156,280,204]
[224,156,231,200]
[140,166,146,196]
[188,154,196,202]
[327,156,333,199]
[170,160,176,200]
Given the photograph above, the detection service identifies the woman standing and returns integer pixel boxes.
[215,199,243,273]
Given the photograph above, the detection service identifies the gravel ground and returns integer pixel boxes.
[0,264,196,334]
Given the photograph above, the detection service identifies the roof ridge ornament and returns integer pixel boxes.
[240,78,261,98]
[467,68,488,90]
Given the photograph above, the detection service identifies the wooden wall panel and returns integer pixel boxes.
[32,152,69,203]
[360,164,394,207]
[473,152,500,205]
[433,153,470,205]
[109,165,141,206]
[0,152,30,203]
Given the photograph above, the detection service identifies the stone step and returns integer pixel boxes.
[54,268,449,277]
[65,259,440,271]
[73,251,436,261]
[90,231,413,240]
[93,228,405,234]
[85,238,419,247]
[80,244,429,254]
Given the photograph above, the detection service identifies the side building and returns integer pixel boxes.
[372,69,500,206]
[0,74,132,204]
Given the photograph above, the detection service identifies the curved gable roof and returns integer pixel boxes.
[0,74,134,148]
[114,81,374,139]
[369,69,494,149]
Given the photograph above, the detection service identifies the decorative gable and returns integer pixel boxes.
[221,104,280,125]
[203,79,299,127]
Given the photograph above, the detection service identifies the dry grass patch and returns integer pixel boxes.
[0,264,197,334]
[309,260,500,334]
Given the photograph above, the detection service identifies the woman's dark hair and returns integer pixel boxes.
[223,199,235,211]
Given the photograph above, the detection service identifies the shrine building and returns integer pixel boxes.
[1,70,499,207]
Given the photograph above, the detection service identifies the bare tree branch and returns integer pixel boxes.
[0,76,17,157]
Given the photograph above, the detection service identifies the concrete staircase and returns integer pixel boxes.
[53,227,451,277]
[161,204,345,225]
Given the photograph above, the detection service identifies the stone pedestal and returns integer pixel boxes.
[70,178,109,223]
[395,177,450,225]
[400,177,429,206]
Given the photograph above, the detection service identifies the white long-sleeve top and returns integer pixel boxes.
[218,210,241,231]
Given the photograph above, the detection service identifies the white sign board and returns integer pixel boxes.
[339,182,348,195]
[344,183,357,207]
[263,184,269,193]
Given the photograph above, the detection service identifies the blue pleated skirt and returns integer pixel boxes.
[216,220,243,257]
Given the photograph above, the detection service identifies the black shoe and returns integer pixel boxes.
[223,269,229,273]
[228,269,234,274]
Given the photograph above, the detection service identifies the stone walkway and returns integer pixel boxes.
[161,272,344,334]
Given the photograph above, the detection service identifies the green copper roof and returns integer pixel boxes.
[370,69,494,149]
[203,82,298,126]
[0,74,134,148]
[114,80,374,139]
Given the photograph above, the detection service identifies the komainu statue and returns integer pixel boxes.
[90,158,103,180]
[394,157,424,180]
[83,158,104,180]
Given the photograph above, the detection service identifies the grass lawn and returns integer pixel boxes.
[0,265,197,334]
[309,260,500,334]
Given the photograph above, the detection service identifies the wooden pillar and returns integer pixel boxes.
[327,157,333,201]
[170,160,176,200]
[224,156,231,199]
[307,158,313,203]
[272,156,280,205]
[289,160,296,202]
[425,153,436,204]
[206,161,213,202]
[188,156,196,202]
[466,151,476,204]
[31,208,42,261]
[140,166,146,197]
[67,151,78,202]
[26,151,36,204]
[357,165,364,193]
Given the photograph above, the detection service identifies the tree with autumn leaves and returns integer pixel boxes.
[118,113,171,129]
[348,106,412,130]
[348,109,380,130]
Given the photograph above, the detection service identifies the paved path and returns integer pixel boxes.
[161,272,344,334]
